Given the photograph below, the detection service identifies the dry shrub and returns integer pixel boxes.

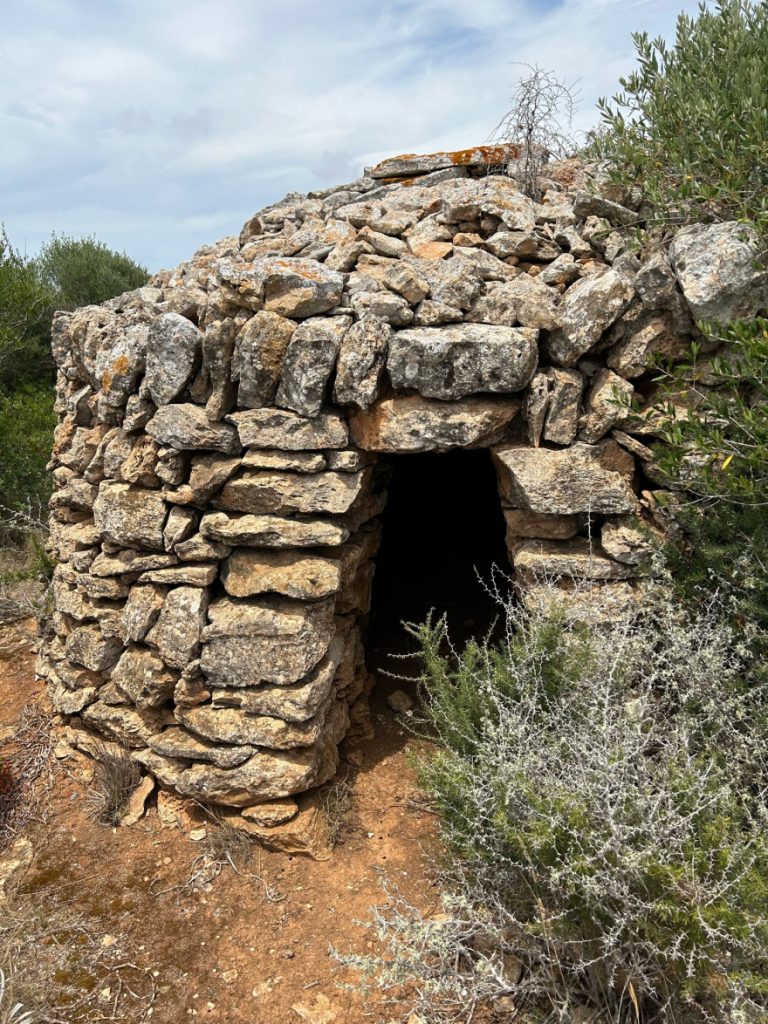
[85,744,142,827]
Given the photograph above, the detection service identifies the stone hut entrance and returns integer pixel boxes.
[368,449,510,678]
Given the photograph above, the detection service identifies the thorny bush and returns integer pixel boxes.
[339,581,768,1023]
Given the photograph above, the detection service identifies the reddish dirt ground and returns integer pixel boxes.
[0,619,440,1024]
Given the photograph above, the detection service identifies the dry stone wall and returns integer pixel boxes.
[39,145,768,846]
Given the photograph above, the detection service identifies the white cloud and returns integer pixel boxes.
[0,0,699,270]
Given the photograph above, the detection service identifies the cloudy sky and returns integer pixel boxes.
[1,0,699,273]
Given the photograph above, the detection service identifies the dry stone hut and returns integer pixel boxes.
[39,146,768,849]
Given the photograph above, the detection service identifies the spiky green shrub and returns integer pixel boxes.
[342,589,768,1023]
[591,0,768,239]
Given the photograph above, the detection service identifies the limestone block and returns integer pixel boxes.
[51,682,98,714]
[90,549,177,576]
[223,799,332,859]
[148,727,253,768]
[65,625,122,672]
[82,700,170,747]
[200,595,336,687]
[75,574,129,601]
[349,292,414,326]
[120,584,165,643]
[164,453,240,506]
[601,515,662,565]
[241,799,298,826]
[134,700,348,805]
[222,549,344,600]
[523,372,549,447]
[111,645,177,708]
[405,254,484,311]
[467,277,560,330]
[218,255,344,317]
[669,222,768,322]
[163,506,197,549]
[228,408,348,450]
[607,315,689,380]
[276,316,350,417]
[493,440,637,515]
[578,368,634,444]
[215,469,366,516]
[202,317,238,420]
[387,324,538,400]
[544,270,635,366]
[522,580,642,625]
[146,404,240,454]
[242,449,326,473]
[138,564,217,586]
[233,310,296,408]
[383,262,430,304]
[200,511,349,548]
[349,394,519,452]
[174,534,230,561]
[542,368,583,446]
[440,178,536,232]
[412,299,464,326]
[333,316,392,408]
[145,313,202,405]
[177,696,335,750]
[211,641,342,723]
[513,539,636,582]
[503,508,583,541]
[145,586,209,670]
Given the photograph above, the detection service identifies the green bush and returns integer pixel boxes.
[0,230,54,389]
[343,592,768,1023]
[0,384,55,524]
[35,234,149,310]
[590,0,768,239]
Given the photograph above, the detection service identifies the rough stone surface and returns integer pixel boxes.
[145,313,202,405]
[111,646,177,708]
[579,368,634,443]
[147,404,239,453]
[545,270,634,367]
[387,324,538,400]
[200,512,349,548]
[669,222,768,322]
[145,586,208,670]
[232,311,296,408]
[494,441,637,515]
[215,469,365,515]
[228,408,348,450]
[333,317,392,408]
[276,316,350,417]
[222,549,344,600]
[513,539,635,582]
[349,395,519,452]
[93,482,168,550]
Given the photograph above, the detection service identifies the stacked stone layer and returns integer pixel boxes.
[40,146,768,825]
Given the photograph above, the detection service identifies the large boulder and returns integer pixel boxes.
[669,221,768,322]
[387,324,538,400]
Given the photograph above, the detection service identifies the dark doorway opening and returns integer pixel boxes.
[367,449,512,679]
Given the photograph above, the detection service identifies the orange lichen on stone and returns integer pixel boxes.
[449,144,521,165]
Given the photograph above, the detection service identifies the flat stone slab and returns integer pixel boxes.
[349,394,519,452]
[200,596,336,687]
[200,511,349,548]
[214,469,366,516]
[147,404,240,453]
[493,440,638,515]
[387,324,538,400]
[222,549,344,600]
[228,408,348,450]
[93,482,168,551]
[370,145,519,178]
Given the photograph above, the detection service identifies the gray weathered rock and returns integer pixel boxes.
[228,408,348,450]
[83,701,169,747]
[111,645,177,708]
[200,511,349,548]
[503,508,583,541]
[211,642,341,722]
[138,564,217,586]
[607,316,689,379]
[572,190,637,226]
[578,368,634,444]
[513,538,635,582]
[93,482,168,550]
[200,596,336,687]
[542,368,583,446]
[222,549,344,600]
[145,313,202,405]
[232,311,296,408]
[523,372,550,447]
[120,585,165,643]
[275,316,350,417]
[164,453,240,507]
[601,514,661,565]
[387,324,538,400]
[349,394,519,452]
[148,727,253,768]
[545,270,634,366]
[219,255,344,317]
[669,222,768,322]
[215,469,366,515]
[241,449,326,473]
[333,317,392,408]
[145,586,209,670]
[178,698,334,750]
[147,404,240,453]
[467,277,560,331]
[493,440,637,515]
